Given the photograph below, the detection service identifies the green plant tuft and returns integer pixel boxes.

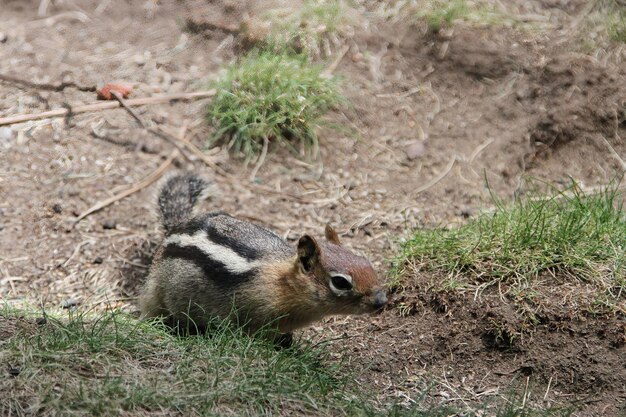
[208,51,343,160]
[393,180,626,304]
[0,307,373,416]
[607,2,626,42]
[260,0,348,56]
[420,0,469,31]
[414,0,526,32]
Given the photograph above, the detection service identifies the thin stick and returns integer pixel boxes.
[0,90,216,127]
[600,135,626,172]
[61,240,93,268]
[324,44,350,75]
[543,376,553,401]
[111,90,146,128]
[522,376,530,408]
[468,137,495,164]
[414,156,457,194]
[249,136,269,181]
[110,91,192,162]
[159,123,232,177]
[0,73,96,92]
[72,151,179,226]
[161,127,309,203]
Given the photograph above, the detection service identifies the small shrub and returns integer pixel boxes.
[208,51,343,160]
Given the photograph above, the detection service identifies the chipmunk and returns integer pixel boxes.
[139,173,387,344]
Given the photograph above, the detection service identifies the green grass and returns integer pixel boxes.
[1,308,374,416]
[418,0,469,31]
[208,51,343,160]
[577,0,626,49]
[415,0,521,32]
[606,1,626,42]
[259,0,349,56]
[1,307,575,416]
[394,181,626,307]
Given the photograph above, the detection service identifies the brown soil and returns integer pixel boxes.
[1,1,625,415]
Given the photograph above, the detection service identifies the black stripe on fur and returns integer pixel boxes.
[162,243,255,289]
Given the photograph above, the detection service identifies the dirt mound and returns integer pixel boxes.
[427,26,531,80]
[368,284,626,414]
[183,0,253,37]
[523,56,626,163]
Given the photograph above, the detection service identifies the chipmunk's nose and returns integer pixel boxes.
[372,290,387,310]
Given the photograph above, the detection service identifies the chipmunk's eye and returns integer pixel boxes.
[330,274,353,292]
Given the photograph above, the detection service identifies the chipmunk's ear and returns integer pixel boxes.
[297,235,320,273]
[324,224,341,245]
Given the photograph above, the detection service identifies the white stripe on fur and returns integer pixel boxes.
[165,231,257,273]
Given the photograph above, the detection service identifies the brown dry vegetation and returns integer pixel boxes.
[1,0,625,416]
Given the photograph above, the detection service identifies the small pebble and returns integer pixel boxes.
[0,223,4,231]
[102,220,116,230]
[0,33,7,43]
[93,256,103,264]
[61,298,78,309]
[404,140,426,160]
[0,127,13,143]
[66,187,80,197]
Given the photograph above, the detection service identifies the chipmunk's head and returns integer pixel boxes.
[297,224,387,315]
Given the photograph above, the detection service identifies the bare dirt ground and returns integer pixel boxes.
[1,0,625,415]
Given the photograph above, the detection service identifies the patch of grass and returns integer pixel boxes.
[208,51,343,160]
[0,308,374,416]
[299,0,344,34]
[259,0,350,56]
[577,1,626,50]
[415,0,520,32]
[1,307,581,415]
[606,1,626,42]
[418,0,469,31]
[393,181,626,307]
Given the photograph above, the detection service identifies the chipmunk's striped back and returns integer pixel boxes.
[140,172,387,344]
[163,212,293,289]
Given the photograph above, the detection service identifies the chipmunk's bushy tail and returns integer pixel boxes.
[158,173,210,234]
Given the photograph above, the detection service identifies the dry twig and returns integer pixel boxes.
[0,91,216,126]
[72,151,178,226]
[249,136,269,181]
[600,135,626,172]
[0,73,96,92]
[110,90,146,128]
[324,44,350,76]
[413,156,457,194]
[72,122,199,225]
